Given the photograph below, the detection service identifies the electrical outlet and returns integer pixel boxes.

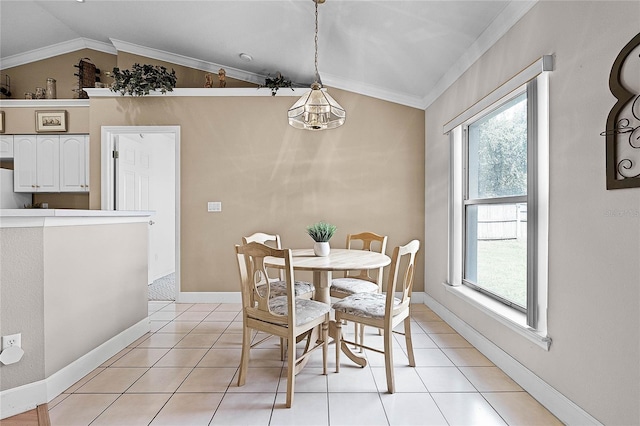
[2,333,21,351]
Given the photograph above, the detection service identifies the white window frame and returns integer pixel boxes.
[445,56,552,350]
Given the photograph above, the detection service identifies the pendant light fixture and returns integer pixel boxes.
[288,0,345,130]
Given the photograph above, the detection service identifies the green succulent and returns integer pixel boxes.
[306,221,337,242]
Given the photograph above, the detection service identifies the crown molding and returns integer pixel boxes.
[422,0,538,109]
[321,72,425,110]
[0,38,116,70]
[109,39,266,87]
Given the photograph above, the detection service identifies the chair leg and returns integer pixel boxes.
[335,318,342,373]
[353,321,361,352]
[383,325,395,393]
[322,320,329,375]
[280,337,286,361]
[238,323,251,387]
[404,317,416,367]
[286,336,295,408]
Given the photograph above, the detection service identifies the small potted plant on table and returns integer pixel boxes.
[306,221,337,257]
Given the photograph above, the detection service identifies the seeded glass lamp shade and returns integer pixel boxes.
[288,82,346,130]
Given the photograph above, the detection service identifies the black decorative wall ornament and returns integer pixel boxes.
[602,32,640,189]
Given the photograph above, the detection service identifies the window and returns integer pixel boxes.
[446,56,551,342]
[465,91,528,311]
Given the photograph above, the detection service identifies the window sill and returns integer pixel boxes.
[443,283,551,350]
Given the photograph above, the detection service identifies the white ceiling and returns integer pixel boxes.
[0,0,536,109]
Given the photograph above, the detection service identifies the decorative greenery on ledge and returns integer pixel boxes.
[260,72,293,96]
[110,64,177,96]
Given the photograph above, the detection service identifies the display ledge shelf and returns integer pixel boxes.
[0,99,90,108]
[83,87,311,98]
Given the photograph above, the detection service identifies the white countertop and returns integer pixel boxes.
[0,209,154,228]
[0,209,154,217]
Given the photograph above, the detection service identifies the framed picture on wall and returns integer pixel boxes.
[35,110,67,132]
[0,111,4,133]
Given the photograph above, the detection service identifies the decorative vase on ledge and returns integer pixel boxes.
[313,241,330,257]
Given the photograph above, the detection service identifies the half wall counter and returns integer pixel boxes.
[0,209,153,419]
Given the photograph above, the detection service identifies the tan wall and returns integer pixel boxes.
[0,106,89,134]
[0,48,255,101]
[1,49,117,100]
[32,193,89,209]
[89,89,425,294]
[424,2,640,424]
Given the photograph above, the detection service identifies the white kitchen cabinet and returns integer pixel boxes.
[0,135,13,159]
[14,134,90,193]
[60,135,89,192]
[14,135,60,192]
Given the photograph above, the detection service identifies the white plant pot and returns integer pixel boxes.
[313,241,330,257]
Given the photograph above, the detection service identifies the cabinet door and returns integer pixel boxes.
[60,135,89,192]
[0,135,13,159]
[13,135,37,192]
[36,135,60,192]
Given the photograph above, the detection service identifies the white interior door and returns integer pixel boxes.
[116,135,151,211]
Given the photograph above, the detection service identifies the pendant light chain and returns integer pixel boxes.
[314,0,320,84]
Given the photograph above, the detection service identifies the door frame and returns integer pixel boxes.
[100,125,181,301]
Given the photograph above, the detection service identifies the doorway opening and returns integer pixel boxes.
[100,126,180,301]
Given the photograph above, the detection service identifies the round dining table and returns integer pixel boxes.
[265,248,391,368]
[265,248,391,304]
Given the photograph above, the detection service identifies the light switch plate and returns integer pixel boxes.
[207,201,222,212]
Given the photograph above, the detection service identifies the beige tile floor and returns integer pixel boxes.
[48,301,563,425]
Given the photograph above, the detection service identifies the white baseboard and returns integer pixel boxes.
[177,292,241,303]
[423,293,601,426]
[0,317,149,420]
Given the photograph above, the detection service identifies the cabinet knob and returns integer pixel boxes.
[149,220,155,225]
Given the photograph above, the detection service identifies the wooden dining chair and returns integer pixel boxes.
[330,231,388,345]
[242,232,316,360]
[235,241,330,408]
[333,239,420,394]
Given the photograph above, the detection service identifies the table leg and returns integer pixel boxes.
[313,270,331,304]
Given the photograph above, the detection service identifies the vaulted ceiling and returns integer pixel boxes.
[0,0,536,108]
